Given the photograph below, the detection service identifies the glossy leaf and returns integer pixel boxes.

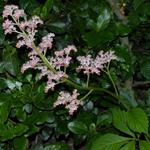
[68,120,88,134]
[96,8,111,31]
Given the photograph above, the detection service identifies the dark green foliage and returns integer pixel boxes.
[0,0,150,149]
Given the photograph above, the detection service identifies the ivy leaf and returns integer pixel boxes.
[68,121,88,134]
[111,108,134,137]
[127,108,148,133]
[89,134,132,150]
[140,141,150,150]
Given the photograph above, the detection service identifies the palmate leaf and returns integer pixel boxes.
[127,108,149,133]
[111,109,134,137]
[89,134,132,150]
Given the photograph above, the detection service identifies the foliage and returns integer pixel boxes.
[0,0,150,149]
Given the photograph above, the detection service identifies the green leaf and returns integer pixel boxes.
[43,142,69,150]
[89,134,131,150]
[24,111,50,125]
[13,136,28,150]
[133,0,145,10]
[0,123,28,141]
[96,8,111,31]
[127,108,148,133]
[83,30,114,47]
[140,141,150,150]
[116,22,131,36]
[47,21,67,34]
[2,45,20,76]
[0,100,11,124]
[0,77,7,90]
[111,109,134,137]
[120,141,135,150]
[41,0,53,20]
[68,121,88,134]
[97,113,112,126]
[140,60,150,80]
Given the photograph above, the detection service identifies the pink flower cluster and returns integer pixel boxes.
[77,51,117,75]
[3,5,78,93]
[2,5,26,34]
[51,45,77,69]
[54,89,83,115]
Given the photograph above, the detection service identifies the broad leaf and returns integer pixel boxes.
[127,108,148,133]
[89,134,132,150]
[0,123,28,141]
[0,99,11,124]
[13,136,28,150]
[96,8,111,31]
[140,60,150,80]
[111,109,134,137]
[68,121,88,134]
[140,141,150,150]
[120,141,135,150]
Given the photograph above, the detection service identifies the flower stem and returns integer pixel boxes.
[86,73,90,87]
[64,78,129,111]
[80,89,93,101]
[103,63,119,95]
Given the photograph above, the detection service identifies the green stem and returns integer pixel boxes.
[80,89,93,101]
[86,73,90,87]
[104,63,119,95]
[32,44,56,72]
[64,78,129,111]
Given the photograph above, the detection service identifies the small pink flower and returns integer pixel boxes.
[27,16,43,29]
[21,55,40,73]
[39,33,55,51]
[3,5,18,18]
[64,45,77,55]
[16,40,25,48]
[13,9,26,20]
[54,89,83,115]
[77,51,117,75]
[2,19,16,34]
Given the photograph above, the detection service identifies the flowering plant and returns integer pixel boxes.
[1,1,150,150]
[3,5,119,115]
